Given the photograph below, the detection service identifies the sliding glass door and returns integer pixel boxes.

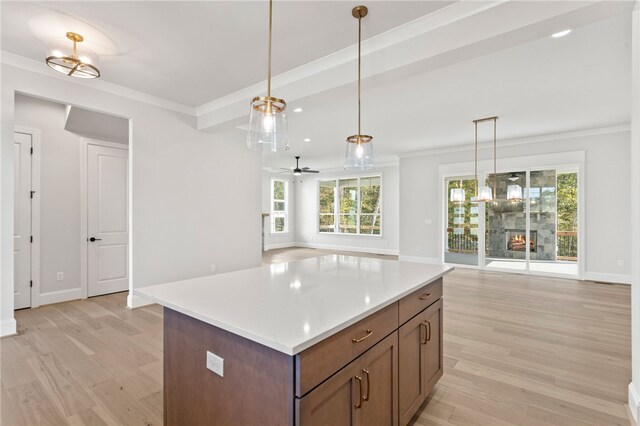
[444,166,579,278]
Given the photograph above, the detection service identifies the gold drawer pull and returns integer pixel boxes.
[420,321,428,345]
[352,329,373,343]
[419,292,432,301]
[363,369,371,401]
[355,375,363,409]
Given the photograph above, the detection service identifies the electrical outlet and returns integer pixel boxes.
[618,259,625,268]
[416,246,421,252]
[56,272,64,281]
[424,219,432,225]
[206,351,224,377]
[211,264,217,273]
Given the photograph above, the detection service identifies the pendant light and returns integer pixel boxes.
[473,116,498,202]
[507,184,523,201]
[345,5,374,171]
[450,187,465,203]
[45,32,100,79]
[247,0,289,152]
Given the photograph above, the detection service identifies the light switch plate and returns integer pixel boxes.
[206,351,224,377]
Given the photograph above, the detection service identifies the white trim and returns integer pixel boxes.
[629,383,640,424]
[14,126,41,308]
[400,125,630,159]
[80,138,129,301]
[2,51,196,116]
[38,288,83,306]
[127,120,135,309]
[399,255,442,265]
[264,242,298,251]
[0,319,17,337]
[296,242,398,256]
[127,293,154,309]
[584,272,632,285]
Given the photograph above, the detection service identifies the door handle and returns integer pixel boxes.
[427,320,432,342]
[89,237,102,242]
[362,369,370,402]
[420,321,427,345]
[355,375,363,409]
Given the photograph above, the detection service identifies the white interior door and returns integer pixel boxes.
[87,143,129,297]
[14,132,32,309]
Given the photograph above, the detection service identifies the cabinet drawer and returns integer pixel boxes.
[295,303,399,397]
[398,278,442,326]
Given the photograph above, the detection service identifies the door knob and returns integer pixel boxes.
[89,237,102,242]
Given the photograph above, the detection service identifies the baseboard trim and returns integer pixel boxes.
[264,242,297,251]
[398,255,442,265]
[629,383,639,424]
[296,242,399,256]
[127,293,154,309]
[38,288,83,306]
[0,318,17,337]
[584,272,632,285]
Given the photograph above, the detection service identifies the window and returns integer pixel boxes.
[318,176,381,235]
[271,179,288,233]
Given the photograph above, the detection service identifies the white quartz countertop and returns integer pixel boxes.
[135,256,453,355]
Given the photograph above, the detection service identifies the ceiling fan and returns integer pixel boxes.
[280,156,319,176]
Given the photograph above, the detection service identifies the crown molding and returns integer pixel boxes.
[398,124,631,159]
[1,51,196,116]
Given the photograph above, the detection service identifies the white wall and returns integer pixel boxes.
[399,129,631,282]
[262,172,296,250]
[294,165,399,255]
[1,63,262,335]
[14,95,84,295]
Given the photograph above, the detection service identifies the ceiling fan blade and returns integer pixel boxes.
[302,170,320,173]
[278,168,293,171]
[301,167,311,170]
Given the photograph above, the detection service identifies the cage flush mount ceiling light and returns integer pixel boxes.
[345,5,374,171]
[46,32,100,78]
[247,0,289,152]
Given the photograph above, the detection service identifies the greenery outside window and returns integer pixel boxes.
[271,179,288,233]
[319,176,381,235]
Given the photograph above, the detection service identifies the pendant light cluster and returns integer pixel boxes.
[45,32,100,79]
[344,5,374,171]
[473,116,498,202]
[246,2,375,171]
[247,0,289,152]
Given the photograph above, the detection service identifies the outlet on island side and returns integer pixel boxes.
[618,259,625,268]
[56,272,64,281]
[206,351,224,377]
[211,264,217,273]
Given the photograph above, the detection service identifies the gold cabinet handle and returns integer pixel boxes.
[419,292,432,301]
[420,321,428,345]
[427,320,432,342]
[362,369,370,402]
[352,329,373,343]
[355,375,363,409]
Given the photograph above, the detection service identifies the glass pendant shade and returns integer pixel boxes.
[247,97,289,152]
[476,186,493,202]
[345,136,374,171]
[507,184,523,200]
[45,33,100,79]
[450,188,465,203]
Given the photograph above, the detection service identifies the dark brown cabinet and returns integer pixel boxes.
[398,298,443,425]
[297,332,398,426]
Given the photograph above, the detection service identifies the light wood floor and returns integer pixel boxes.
[0,247,631,425]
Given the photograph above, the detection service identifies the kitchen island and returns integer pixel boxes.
[136,255,452,426]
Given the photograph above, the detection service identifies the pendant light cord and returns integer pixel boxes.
[267,0,273,99]
[357,13,362,138]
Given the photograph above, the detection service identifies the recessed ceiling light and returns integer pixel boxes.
[551,29,571,38]
[303,138,311,142]
[293,108,303,113]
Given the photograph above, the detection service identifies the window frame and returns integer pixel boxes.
[317,174,383,236]
[270,178,289,234]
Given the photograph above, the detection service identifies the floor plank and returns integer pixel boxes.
[0,247,631,425]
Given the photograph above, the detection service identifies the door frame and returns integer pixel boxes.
[80,137,130,299]
[14,126,41,308]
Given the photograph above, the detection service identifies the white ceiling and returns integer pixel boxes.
[1,1,633,172]
[1,1,451,107]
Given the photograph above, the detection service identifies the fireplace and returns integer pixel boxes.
[506,230,537,252]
